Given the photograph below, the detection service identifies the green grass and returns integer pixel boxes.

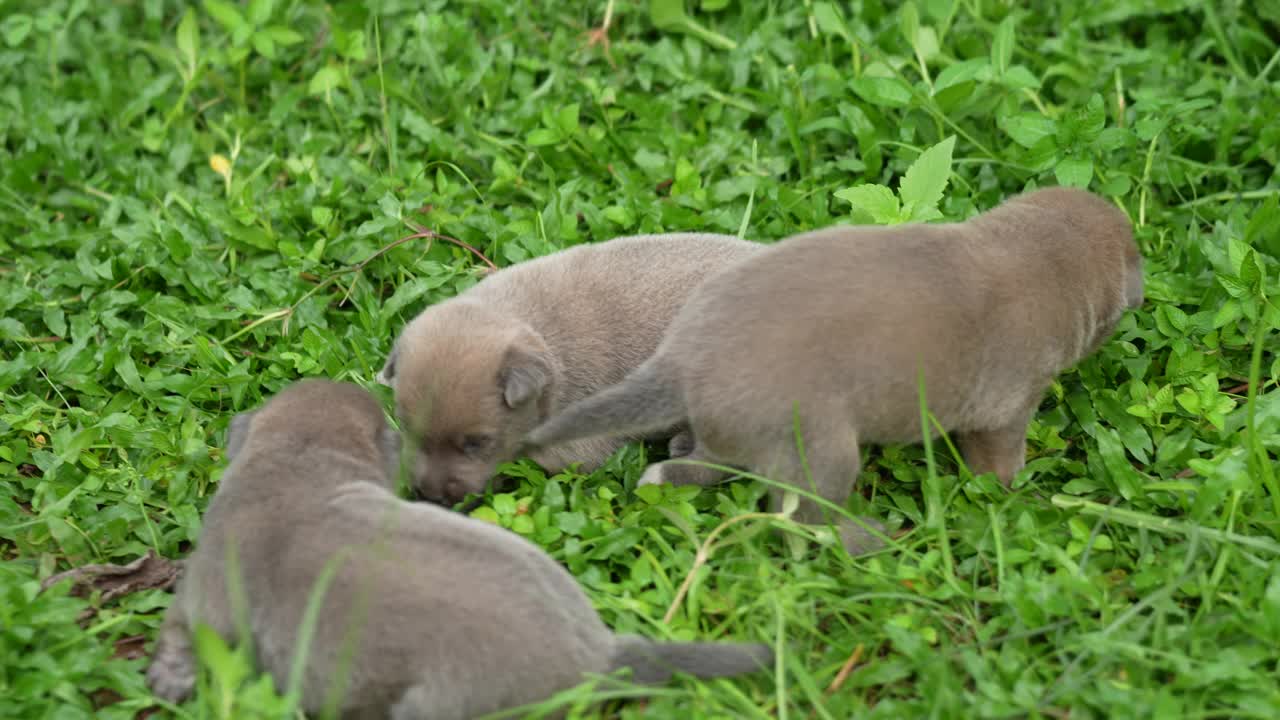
[2,0,1279,717]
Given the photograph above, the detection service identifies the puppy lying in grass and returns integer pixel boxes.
[378,233,760,505]
[527,188,1144,554]
[146,380,774,719]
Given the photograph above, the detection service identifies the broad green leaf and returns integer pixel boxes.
[176,9,199,75]
[934,58,988,92]
[1002,113,1056,148]
[556,103,580,137]
[633,484,664,504]
[588,527,646,559]
[834,184,900,224]
[1094,127,1133,152]
[603,205,636,226]
[1059,94,1107,148]
[492,493,517,516]
[651,0,690,28]
[251,30,275,59]
[204,0,246,31]
[992,16,1016,75]
[900,2,921,52]
[899,135,956,221]
[554,510,588,535]
[1226,236,1259,292]
[1135,114,1167,141]
[1245,194,1280,257]
[469,506,501,525]
[308,65,345,95]
[247,0,275,26]
[511,514,534,534]
[267,26,304,45]
[1098,174,1132,196]
[1080,94,1107,141]
[914,26,939,61]
[0,317,29,340]
[811,2,850,42]
[1054,155,1093,187]
[1001,64,1042,89]
[526,128,561,146]
[377,193,401,219]
[42,306,66,336]
[1025,136,1060,171]
[336,29,368,61]
[1237,248,1262,293]
[1213,297,1244,326]
[850,76,913,107]
[1095,428,1142,499]
[0,14,33,46]
[382,276,451,319]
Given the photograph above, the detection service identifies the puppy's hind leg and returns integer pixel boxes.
[146,605,197,703]
[764,423,886,556]
[390,683,474,720]
[957,403,1036,488]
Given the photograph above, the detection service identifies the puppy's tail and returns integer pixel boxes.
[609,635,774,684]
[526,360,685,448]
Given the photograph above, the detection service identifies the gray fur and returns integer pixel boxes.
[380,233,761,505]
[146,380,771,719]
[527,188,1144,555]
[527,360,685,446]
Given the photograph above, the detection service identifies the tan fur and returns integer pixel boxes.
[527,188,1144,554]
[145,380,772,719]
[380,233,761,504]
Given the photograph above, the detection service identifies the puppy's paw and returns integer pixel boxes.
[147,649,196,703]
[637,464,669,487]
[666,430,697,458]
[837,516,889,557]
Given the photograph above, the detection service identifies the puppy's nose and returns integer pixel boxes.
[444,480,466,503]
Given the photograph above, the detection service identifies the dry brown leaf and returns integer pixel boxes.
[40,550,182,604]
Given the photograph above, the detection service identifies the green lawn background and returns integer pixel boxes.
[2,1,1279,718]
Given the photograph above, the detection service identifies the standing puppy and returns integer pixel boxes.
[147,380,773,719]
[379,233,760,505]
[527,188,1144,553]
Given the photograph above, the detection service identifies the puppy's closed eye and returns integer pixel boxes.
[460,434,495,458]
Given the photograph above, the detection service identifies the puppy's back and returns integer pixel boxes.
[452,233,762,407]
[663,214,1112,442]
[230,482,616,715]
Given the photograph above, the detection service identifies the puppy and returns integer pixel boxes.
[146,380,772,719]
[527,188,1144,553]
[379,233,760,504]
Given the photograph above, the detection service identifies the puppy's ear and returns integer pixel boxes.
[1124,255,1145,310]
[499,343,551,409]
[377,422,405,488]
[376,345,398,387]
[225,410,257,460]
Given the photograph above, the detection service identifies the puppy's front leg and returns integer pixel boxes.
[637,439,736,488]
[666,428,697,457]
[957,409,1034,488]
[529,435,625,475]
[147,604,197,703]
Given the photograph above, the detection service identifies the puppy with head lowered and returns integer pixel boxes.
[528,188,1144,554]
[379,233,759,505]
[146,380,773,719]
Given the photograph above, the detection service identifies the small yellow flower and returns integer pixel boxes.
[209,154,231,178]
